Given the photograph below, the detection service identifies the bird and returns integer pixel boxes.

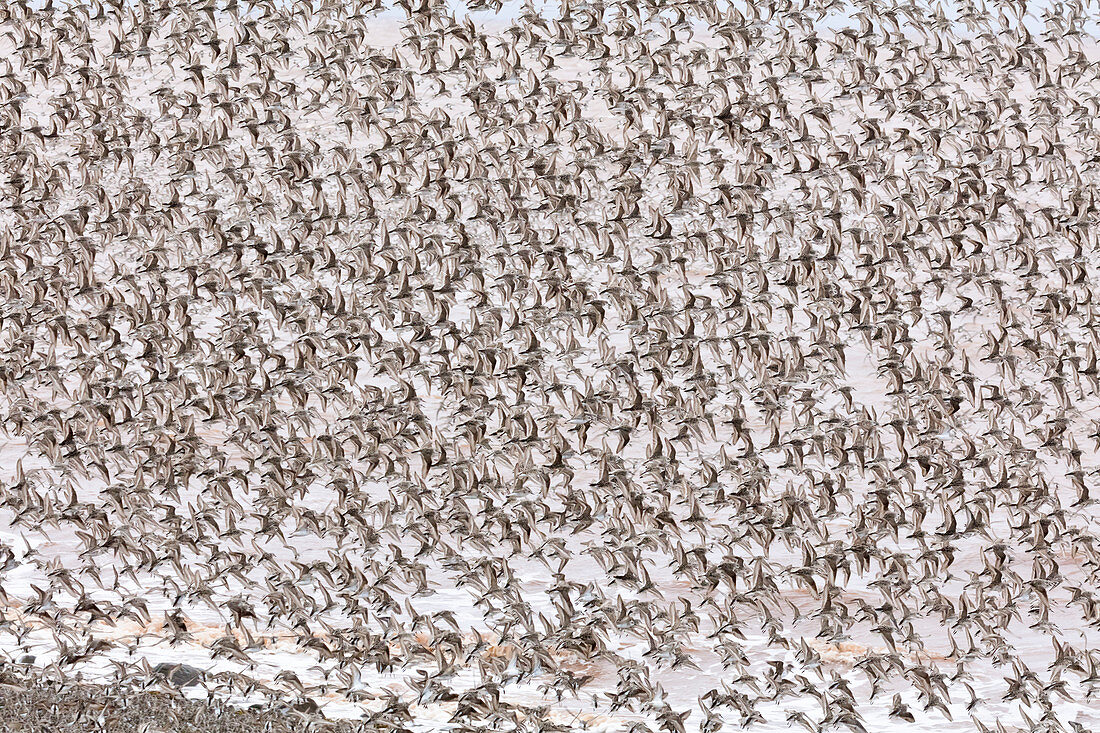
[0,0,1097,731]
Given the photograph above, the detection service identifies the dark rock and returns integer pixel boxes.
[152,662,203,688]
[291,698,322,715]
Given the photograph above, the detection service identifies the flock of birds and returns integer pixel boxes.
[0,0,1099,731]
